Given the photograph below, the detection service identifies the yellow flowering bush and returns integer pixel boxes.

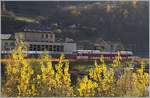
[1,40,149,97]
[112,52,122,68]
[116,60,149,96]
[53,54,73,96]
[77,76,98,96]
[88,55,116,96]
[2,39,36,97]
[35,53,56,96]
[36,53,73,96]
[80,52,149,97]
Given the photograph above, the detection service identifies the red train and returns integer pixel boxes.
[70,50,133,60]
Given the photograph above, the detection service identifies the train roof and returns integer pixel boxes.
[75,50,133,55]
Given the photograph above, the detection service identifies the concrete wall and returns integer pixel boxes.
[63,43,77,54]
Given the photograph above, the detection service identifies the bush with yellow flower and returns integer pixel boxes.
[1,40,149,97]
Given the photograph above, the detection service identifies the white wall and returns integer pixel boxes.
[63,43,77,54]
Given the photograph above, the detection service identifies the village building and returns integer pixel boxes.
[1,25,77,54]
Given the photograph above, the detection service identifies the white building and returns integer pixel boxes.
[1,26,76,54]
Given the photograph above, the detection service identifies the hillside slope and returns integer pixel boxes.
[2,1,149,56]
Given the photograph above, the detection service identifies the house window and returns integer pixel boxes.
[56,45,60,52]
[5,42,8,46]
[4,42,9,50]
[5,47,10,50]
[33,45,36,51]
[10,42,15,46]
[48,45,52,51]
[53,45,57,51]
[45,34,48,38]
[50,34,53,38]
[42,45,45,51]
[41,34,44,38]
[60,45,64,52]
[37,45,40,51]
[45,45,48,51]
[30,44,33,51]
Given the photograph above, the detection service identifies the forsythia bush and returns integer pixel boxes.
[88,55,116,96]
[1,40,149,97]
[2,39,35,96]
[77,75,98,96]
[36,53,73,96]
[77,52,149,97]
[116,60,149,96]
